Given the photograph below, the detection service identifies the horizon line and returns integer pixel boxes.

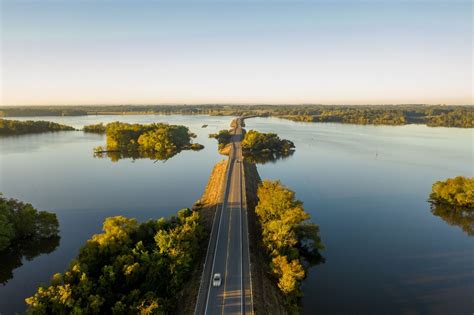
[1,103,473,108]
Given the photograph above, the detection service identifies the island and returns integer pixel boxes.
[429,176,474,208]
[209,129,295,161]
[0,194,59,252]
[0,119,75,136]
[26,208,205,314]
[92,122,204,161]
[242,130,295,153]
[429,176,474,235]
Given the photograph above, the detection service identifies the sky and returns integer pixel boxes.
[0,0,472,106]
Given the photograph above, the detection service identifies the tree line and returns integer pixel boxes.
[0,119,75,136]
[83,123,106,133]
[2,105,472,128]
[26,208,205,314]
[0,194,59,252]
[281,107,473,128]
[255,180,323,311]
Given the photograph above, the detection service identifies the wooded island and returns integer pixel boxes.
[0,119,75,136]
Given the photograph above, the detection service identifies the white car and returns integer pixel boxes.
[212,273,222,287]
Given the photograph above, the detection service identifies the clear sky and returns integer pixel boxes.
[1,0,472,106]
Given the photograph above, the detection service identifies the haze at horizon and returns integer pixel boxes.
[1,0,472,106]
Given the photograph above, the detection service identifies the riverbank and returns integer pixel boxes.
[243,162,289,314]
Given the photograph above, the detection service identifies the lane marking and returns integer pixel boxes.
[206,125,238,315]
[221,160,234,315]
[194,200,220,315]
[204,152,233,314]
[239,152,244,315]
[241,156,254,315]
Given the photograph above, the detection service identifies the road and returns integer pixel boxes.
[195,118,253,314]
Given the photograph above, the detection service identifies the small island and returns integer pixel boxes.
[0,119,75,136]
[26,208,205,314]
[429,176,474,208]
[429,176,474,236]
[209,129,295,161]
[92,122,204,161]
[0,194,59,252]
[242,130,295,153]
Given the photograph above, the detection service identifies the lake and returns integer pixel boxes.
[1,115,473,314]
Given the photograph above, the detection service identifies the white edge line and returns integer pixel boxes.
[241,118,254,314]
[240,158,243,315]
[204,123,236,314]
[244,168,254,315]
[194,198,219,315]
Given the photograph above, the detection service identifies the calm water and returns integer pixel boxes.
[1,115,473,314]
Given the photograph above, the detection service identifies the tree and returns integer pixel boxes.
[271,255,305,295]
[94,122,202,162]
[0,194,59,252]
[26,209,205,314]
[0,214,14,251]
[254,180,323,305]
[242,130,295,153]
[430,176,474,208]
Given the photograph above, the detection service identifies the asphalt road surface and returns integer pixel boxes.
[195,118,253,314]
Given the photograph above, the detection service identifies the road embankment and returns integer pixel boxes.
[177,159,228,315]
[218,143,232,156]
[243,161,289,315]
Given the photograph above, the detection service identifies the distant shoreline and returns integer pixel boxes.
[1,104,472,128]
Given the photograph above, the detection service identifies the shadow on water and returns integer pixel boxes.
[0,236,60,285]
[429,202,474,236]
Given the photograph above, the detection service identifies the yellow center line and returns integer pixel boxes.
[221,149,235,314]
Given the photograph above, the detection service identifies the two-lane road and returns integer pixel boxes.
[195,119,253,314]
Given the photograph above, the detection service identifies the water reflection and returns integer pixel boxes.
[244,150,294,165]
[0,236,60,285]
[93,149,180,162]
[430,203,474,236]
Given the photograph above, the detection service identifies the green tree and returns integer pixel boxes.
[94,122,202,162]
[0,119,75,136]
[0,194,59,252]
[0,214,14,251]
[254,180,323,307]
[242,130,294,153]
[26,209,205,314]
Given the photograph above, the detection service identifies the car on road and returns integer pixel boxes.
[212,273,222,287]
